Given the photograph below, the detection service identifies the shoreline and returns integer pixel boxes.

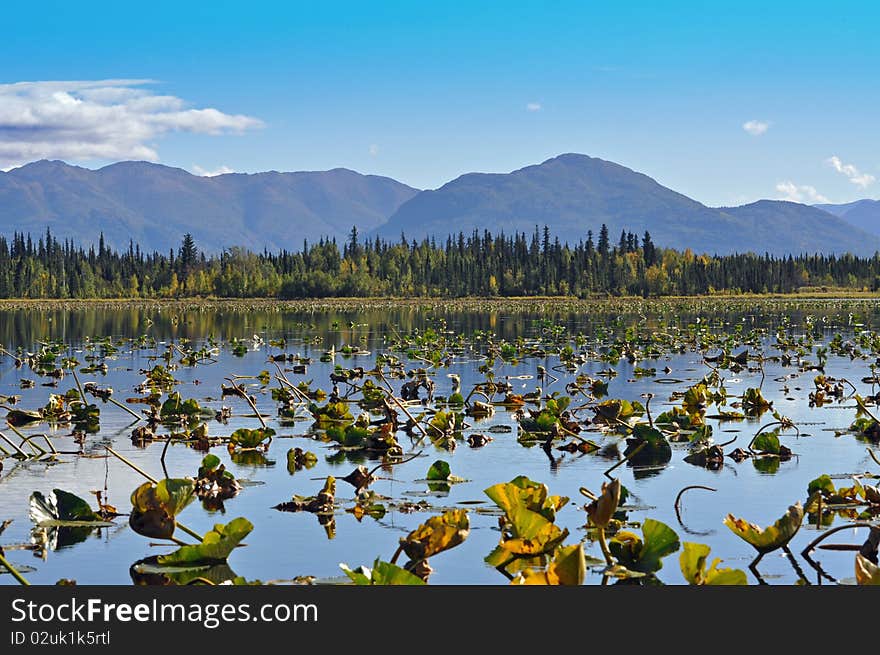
[0,290,878,311]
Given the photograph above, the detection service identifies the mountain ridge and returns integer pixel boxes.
[814,199,880,239]
[0,160,420,252]
[1,155,877,256]
[376,153,880,255]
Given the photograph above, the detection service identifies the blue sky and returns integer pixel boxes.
[1,1,877,206]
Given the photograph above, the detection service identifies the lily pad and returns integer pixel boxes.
[157,517,253,566]
[609,518,680,573]
[29,489,107,526]
[624,423,671,465]
[129,478,196,539]
[229,427,275,449]
[130,558,238,586]
[400,509,470,562]
[752,431,782,455]
[340,559,426,585]
[424,459,466,484]
[679,542,747,585]
[484,476,568,524]
[855,553,880,585]
[512,544,587,586]
[584,478,621,529]
[723,503,803,554]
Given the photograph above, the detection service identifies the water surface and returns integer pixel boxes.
[1,298,878,585]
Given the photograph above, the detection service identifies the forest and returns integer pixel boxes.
[1,224,879,299]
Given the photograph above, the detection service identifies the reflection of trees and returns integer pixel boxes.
[0,302,836,354]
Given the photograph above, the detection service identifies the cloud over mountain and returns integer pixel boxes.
[0,80,262,168]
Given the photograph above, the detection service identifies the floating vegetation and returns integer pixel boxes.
[3,297,880,585]
[679,543,747,585]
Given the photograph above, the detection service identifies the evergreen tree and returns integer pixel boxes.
[643,231,656,266]
[597,224,610,257]
[178,233,197,293]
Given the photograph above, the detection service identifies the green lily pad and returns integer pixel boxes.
[157,517,253,566]
[624,423,672,465]
[752,431,781,455]
[129,478,196,539]
[130,558,238,586]
[229,427,275,449]
[29,489,107,526]
[609,518,680,573]
[339,559,426,585]
[498,505,569,556]
[679,542,747,585]
[484,476,568,524]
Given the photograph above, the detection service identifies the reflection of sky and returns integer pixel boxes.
[0,300,878,585]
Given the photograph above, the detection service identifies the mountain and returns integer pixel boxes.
[0,160,419,252]
[3,154,878,256]
[377,154,880,255]
[720,200,878,254]
[815,199,880,237]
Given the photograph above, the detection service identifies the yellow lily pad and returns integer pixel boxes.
[511,544,586,585]
[680,542,747,585]
[723,503,803,554]
[855,554,880,585]
[400,509,470,561]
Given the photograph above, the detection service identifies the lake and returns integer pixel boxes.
[1,297,878,585]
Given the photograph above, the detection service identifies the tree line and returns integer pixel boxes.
[0,225,878,299]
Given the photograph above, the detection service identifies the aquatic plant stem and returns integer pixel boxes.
[604,441,645,478]
[377,372,428,439]
[225,377,269,431]
[105,396,143,421]
[597,527,613,566]
[674,485,717,515]
[103,445,203,542]
[70,367,87,403]
[105,445,157,483]
[800,522,873,557]
[5,423,45,456]
[389,544,404,565]
[0,551,30,585]
[0,430,28,458]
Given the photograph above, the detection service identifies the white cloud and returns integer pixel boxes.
[526,102,542,112]
[369,144,379,157]
[827,155,875,189]
[192,164,235,177]
[0,79,263,168]
[742,120,769,136]
[776,180,829,204]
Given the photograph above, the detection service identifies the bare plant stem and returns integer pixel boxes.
[103,445,203,542]
[604,442,645,478]
[674,485,716,518]
[0,551,30,585]
[800,522,873,557]
[597,527,613,566]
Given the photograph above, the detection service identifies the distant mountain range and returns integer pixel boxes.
[0,160,418,252]
[814,199,880,238]
[1,154,878,256]
[379,154,880,255]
